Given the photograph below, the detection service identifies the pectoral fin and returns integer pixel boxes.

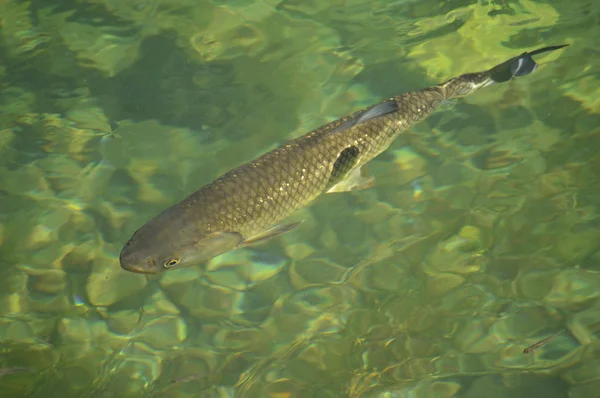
[326,145,360,189]
[326,145,375,193]
[240,221,303,247]
[327,166,375,193]
[195,231,244,263]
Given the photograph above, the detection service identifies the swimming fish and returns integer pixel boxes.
[523,330,562,355]
[120,44,568,273]
[0,367,32,376]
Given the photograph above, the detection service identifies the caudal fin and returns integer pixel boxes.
[488,44,569,83]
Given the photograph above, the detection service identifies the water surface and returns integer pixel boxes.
[0,0,599,397]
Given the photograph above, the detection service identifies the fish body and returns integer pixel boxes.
[0,367,32,376]
[523,331,561,354]
[120,45,568,273]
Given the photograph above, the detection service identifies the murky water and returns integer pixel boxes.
[0,0,599,397]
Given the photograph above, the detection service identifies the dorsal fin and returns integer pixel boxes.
[329,100,398,134]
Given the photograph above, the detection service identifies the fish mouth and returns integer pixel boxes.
[122,264,159,274]
[119,253,160,274]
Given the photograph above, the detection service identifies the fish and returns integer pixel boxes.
[170,372,208,384]
[523,330,561,354]
[120,44,568,274]
[0,367,32,376]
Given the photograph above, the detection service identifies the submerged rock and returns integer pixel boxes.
[85,247,147,307]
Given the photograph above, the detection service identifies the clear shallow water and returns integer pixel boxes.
[0,0,599,397]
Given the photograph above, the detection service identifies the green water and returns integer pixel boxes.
[0,0,599,397]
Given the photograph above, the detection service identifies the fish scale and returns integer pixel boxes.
[120,45,568,273]
[186,88,443,240]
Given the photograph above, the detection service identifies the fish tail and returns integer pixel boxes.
[486,44,570,84]
[440,44,569,99]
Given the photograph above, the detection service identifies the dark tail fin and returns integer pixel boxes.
[488,44,569,83]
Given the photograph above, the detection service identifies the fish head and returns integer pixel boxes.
[119,208,243,274]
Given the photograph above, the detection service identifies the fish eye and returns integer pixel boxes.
[164,258,180,268]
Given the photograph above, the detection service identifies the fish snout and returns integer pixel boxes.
[119,250,159,274]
